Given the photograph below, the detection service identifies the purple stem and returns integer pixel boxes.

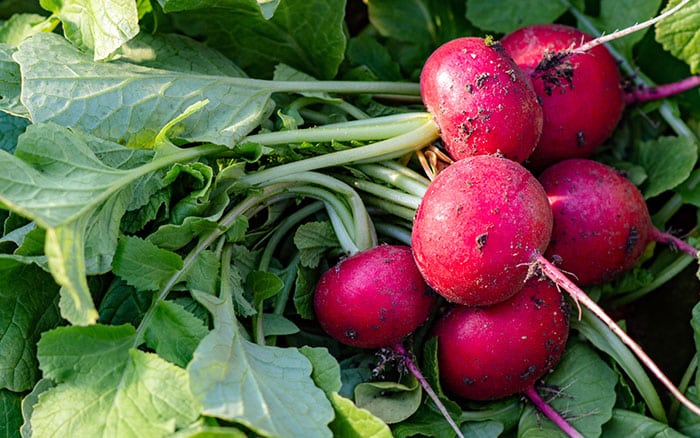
[523,385,584,438]
[534,252,700,417]
[651,227,699,259]
[391,342,465,438]
[625,75,700,105]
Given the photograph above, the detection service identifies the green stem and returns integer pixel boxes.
[239,116,439,187]
[244,112,430,145]
[288,96,370,121]
[273,252,302,316]
[134,182,295,346]
[266,171,377,253]
[339,175,423,211]
[258,201,325,272]
[257,79,421,96]
[669,354,699,424]
[373,221,413,246]
[362,194,418,221]
[354,162,430,197]
[609,253,695,307]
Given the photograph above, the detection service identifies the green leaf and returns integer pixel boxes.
[246,270,284,306]
[170,424,248,438]
[655,0,700,74]
[0,112,29,153]
[144,300,209,368]
[39,0,139,60]
[0,13,56,46]
[0,43,26,117]
[329,393,393,438]
[354,376,422,424]
[20,378,55,438]
[299,346,392,437]
[369,0,473,46]
[637,135,697,198]
[603,408,686,437]
[586,0,662,58]
[114,32,248,77]
[293,263,321,319]
[0,255,61,392]
[677,387,700,436]
[465,0,571,34]
[299,346,342,394]
[0,122,218,324]
[518,342,618,437]
[170,0,346,79]
[14,32,274,147]
[32,324,200,437]
[294,221,339,268]
[97,277,152,326]
[0,389,23,437]
[112,235,183,291]
[157,0,279,19]
[188,289,334,437]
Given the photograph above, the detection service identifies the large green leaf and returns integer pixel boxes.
[0,256,61,392]
[584,0,662,59]
[603,409,686,437]
[466,0,574,34]
[39,0,139,60]
[30,324,200,437]
[157,0,280,19]
[13,32,274,147]
[656,0,700,74]
[188,289,335,437]
[0,389,23,437]
[0,122,221,325]
[0,43,26,117]
[637,135,697,199]
[169,0,346,79]
[518,342,618,437]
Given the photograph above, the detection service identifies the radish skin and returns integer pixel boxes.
[420,37,543,163]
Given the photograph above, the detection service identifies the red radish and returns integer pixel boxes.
[432,278,570,401]
[538,158,698,286]
[419,37,543,163]
[313,244,436,349]
[411,154,552,306]
[501,24,625,170]
[313,244,464,436]
[410,154,700,417]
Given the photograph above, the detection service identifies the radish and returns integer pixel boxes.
[500,24,625,170]
[538,158,698,286]
[411,154,552,306]
[432,278,569,401]
[410,154,700,417]
[313,244,466,436]
[419,37,543,163]
[313,244,436,349]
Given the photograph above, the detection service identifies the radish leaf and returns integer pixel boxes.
[32,324,199,436]
[656,0,700,74]
[188,289,334,437]
[39,0,139,60]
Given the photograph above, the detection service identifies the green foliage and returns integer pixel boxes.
[656,0,700,74]
[0,0,699,436]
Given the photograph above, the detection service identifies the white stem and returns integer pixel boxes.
[572,0,691,54]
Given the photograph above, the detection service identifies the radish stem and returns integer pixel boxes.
[523,385,584,438]
[391,342,465,438]
[535,252,700,417]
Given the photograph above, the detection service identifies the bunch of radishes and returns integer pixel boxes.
[312,18,700,437]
